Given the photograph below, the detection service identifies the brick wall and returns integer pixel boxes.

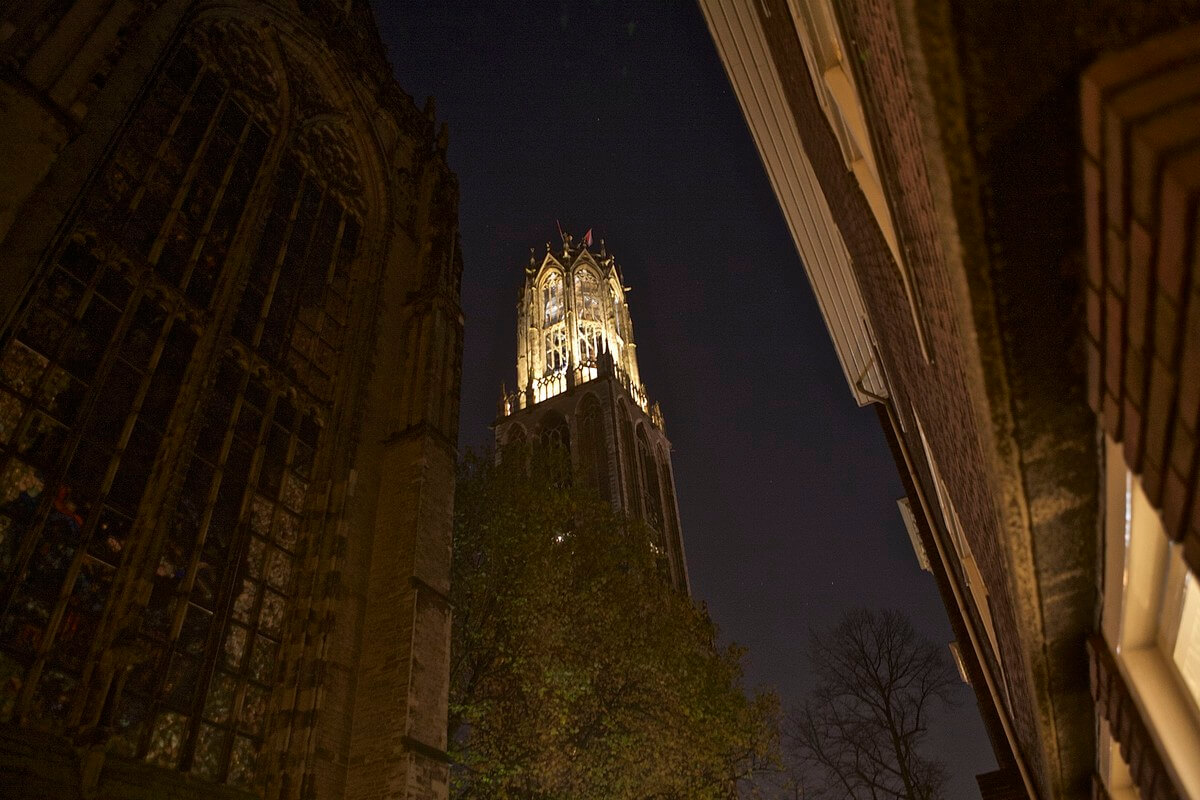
[751,0,1106,796]
[1081,23,1200,575]
[753,0,1052,789]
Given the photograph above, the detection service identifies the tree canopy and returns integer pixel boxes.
[449,447,777,799]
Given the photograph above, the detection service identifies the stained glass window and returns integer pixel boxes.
[0,22,364,787]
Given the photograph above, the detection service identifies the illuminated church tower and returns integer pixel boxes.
[495,231,689,592]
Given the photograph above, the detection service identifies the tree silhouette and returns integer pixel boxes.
[787,609,959,800]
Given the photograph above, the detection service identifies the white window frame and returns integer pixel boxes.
[1098,435,1200,798]
[786,0,929,361]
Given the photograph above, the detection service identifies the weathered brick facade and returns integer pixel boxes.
[701,1,1200,799]
[1081,24,1200,576]
[0,2,462,798]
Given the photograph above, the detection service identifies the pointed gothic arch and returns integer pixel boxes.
[636,424,662,533]
[617,402,640,518]
[575,393,611,504]
[0,8,404,787]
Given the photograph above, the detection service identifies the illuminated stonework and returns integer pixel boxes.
[496,231,686,591]
[504,234,653,416]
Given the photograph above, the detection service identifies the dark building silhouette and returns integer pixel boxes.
[494,233,690,593]
[0,2,461,798]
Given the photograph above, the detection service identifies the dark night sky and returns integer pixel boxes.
[379,2,995,796]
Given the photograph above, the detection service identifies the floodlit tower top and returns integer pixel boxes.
[501,228,661,428]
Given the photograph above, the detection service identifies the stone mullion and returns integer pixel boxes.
[177,112,252,296]
[142,81,228,271]
[0,256,134,626]
[65,311,198,724]
[77,74,291,745]
[10,287,166,723]
[249,176,307,353]
[183,382,274,773]
[62,58,223,663]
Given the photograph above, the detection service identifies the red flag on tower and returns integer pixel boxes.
[582,228,593,247]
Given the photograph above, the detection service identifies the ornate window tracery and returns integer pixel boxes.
[0,25,364,790]
[574,270,602,322]
[618,404,640,518]
[121,357,321,783]
[636,426,662,533]
[576,395,610,504]
[541,272,568,382]
[544,329,568,374]
[574,270,604,376]
[543,273,563,326]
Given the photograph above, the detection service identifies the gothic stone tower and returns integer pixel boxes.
[0,3,462,799]
[494,233,689,593]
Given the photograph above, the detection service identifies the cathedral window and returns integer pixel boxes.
[543,273,563,326]
[636,426,662,533]
[114,355,321,783]
[574,270,602,322]
[577,323,603,367]
[0,28,363,787]
[545,329,568,374]
[577,395,610,504]
[618,404,641,518]
[0,248,199,727]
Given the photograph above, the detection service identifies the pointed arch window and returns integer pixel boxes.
[574,271,603,371]
[540,272,568,384]
[543,273,563,326]
[636,426,662,533]
[577,395,610,504]
[545,329,568,374]
[574,270,602,322]
[0,41,266,737]
[618,404,640,518]
[0,33,362,789]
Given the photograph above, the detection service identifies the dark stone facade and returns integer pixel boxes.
[0,2,462,798]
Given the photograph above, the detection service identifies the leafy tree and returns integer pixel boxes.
[786,609,959,800]
[449,446,778,799]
